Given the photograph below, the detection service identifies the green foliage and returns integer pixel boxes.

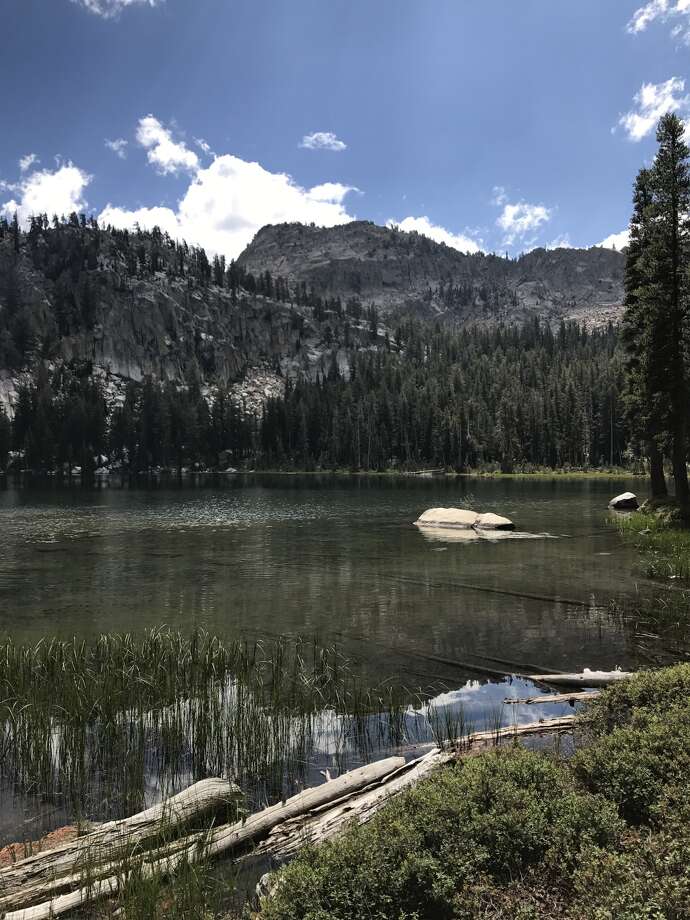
[259,665,690,920]
[572,703,690,824]
[614,512,690,579]
[261,319,627,471]
[260,749,622,920]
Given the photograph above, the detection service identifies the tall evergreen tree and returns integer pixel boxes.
[622,168,668,498]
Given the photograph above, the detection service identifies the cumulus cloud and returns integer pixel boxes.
[99,150,357,259]
[386,215,482,254]
[300,132,348,152]
[19,153,39,173]
[546,234,572,250]
[627,1,690,42]
[105,138,128,159]
[1,163,91,226]
[71,0,164,18]
[598,229,630,250]
[136,115,199,174]
[493,192,552,247]
[617,78,689,141]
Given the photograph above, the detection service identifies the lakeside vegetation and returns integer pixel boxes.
[259,664,690,920]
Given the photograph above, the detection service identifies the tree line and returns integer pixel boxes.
[0,319,630,475]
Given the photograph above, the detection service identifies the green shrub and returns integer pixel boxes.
[581,663,690,737]
[260,748,622,920]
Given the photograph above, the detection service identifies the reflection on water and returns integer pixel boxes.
[0,473,656,845]
[0,474,652,682]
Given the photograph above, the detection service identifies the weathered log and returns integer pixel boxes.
[0,778,239,911]
[528,671,632,688]
[505,691,601,705]
[1,758,405,920]
[251,715,579,898]
[2,717,580,919]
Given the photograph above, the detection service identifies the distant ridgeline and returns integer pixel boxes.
[0,214,629,473]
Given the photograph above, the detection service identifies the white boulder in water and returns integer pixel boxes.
[414,507,479,529]
[474,512,515,531]
[608,492,639,510]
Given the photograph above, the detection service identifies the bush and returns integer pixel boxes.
[260,748,622,920]
[581,663,690,737]
[572,703,690,825]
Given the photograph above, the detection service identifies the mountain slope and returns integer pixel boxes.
[238,221,625,327]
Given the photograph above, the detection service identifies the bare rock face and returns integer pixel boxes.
[608,492,639,510]
[474,512,515,531]
[238,221,625,329]
[414,508,479,528]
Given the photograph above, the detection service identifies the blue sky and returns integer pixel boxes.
[1,0,689,258]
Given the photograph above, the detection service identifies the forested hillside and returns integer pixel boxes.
[0,214,631,474]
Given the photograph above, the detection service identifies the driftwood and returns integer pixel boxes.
[1,717,579,919]
[0,778,240,914]
[252,716,577,867]
[1,758,405,920]
[505,690,601,705]
[528,670,633,688]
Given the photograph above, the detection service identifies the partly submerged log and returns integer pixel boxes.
[1,759,405,920]
[0,778,240,914]
[2,717,580,919]
[528,670,633,688]
[505,690,601,705]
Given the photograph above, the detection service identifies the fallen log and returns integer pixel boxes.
[1,758,405,920]
[251,715,578,896]
[528,670,633,688]
[504,690,601,705]
[2,718,579,919]
[0,777,240,912]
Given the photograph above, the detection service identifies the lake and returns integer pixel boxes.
[0,473,663,845]
[0,474,654,682]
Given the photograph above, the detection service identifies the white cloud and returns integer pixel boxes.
[194,137,215,157]
[300,132,348,152]
[99,147,357,259]
[105,138,128,159]
[546,234,572,250]
[1,163,91,226]
[386,215,483,254]
[617,78,689,141]
[19,153,39,173]
[627,1,690,42]
[71,0,164,18]
[598,229,630,250]
[136,115,199,175]
[494,195,552,247]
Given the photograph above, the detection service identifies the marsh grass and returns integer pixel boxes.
[0,629,461,840]
[613,510,690,580]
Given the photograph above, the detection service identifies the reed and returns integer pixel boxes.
[0,629,428,845]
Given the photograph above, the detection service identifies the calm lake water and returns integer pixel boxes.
[0,474,655,682]
[0,474,664,845]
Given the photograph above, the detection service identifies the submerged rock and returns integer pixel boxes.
[474,512,515,531]
[608,492,639,511]
[414,507,479,528]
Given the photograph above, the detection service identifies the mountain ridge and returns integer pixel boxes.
[237,220,625,328]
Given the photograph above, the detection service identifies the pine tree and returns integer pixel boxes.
[641,114,690,512]
[622,168,668,498]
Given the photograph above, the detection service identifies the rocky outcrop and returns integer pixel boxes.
[238,221,625,328]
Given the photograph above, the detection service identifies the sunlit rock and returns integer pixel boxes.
[608,492,639,510]
[414,508,479,528]
[474,513,515,531]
